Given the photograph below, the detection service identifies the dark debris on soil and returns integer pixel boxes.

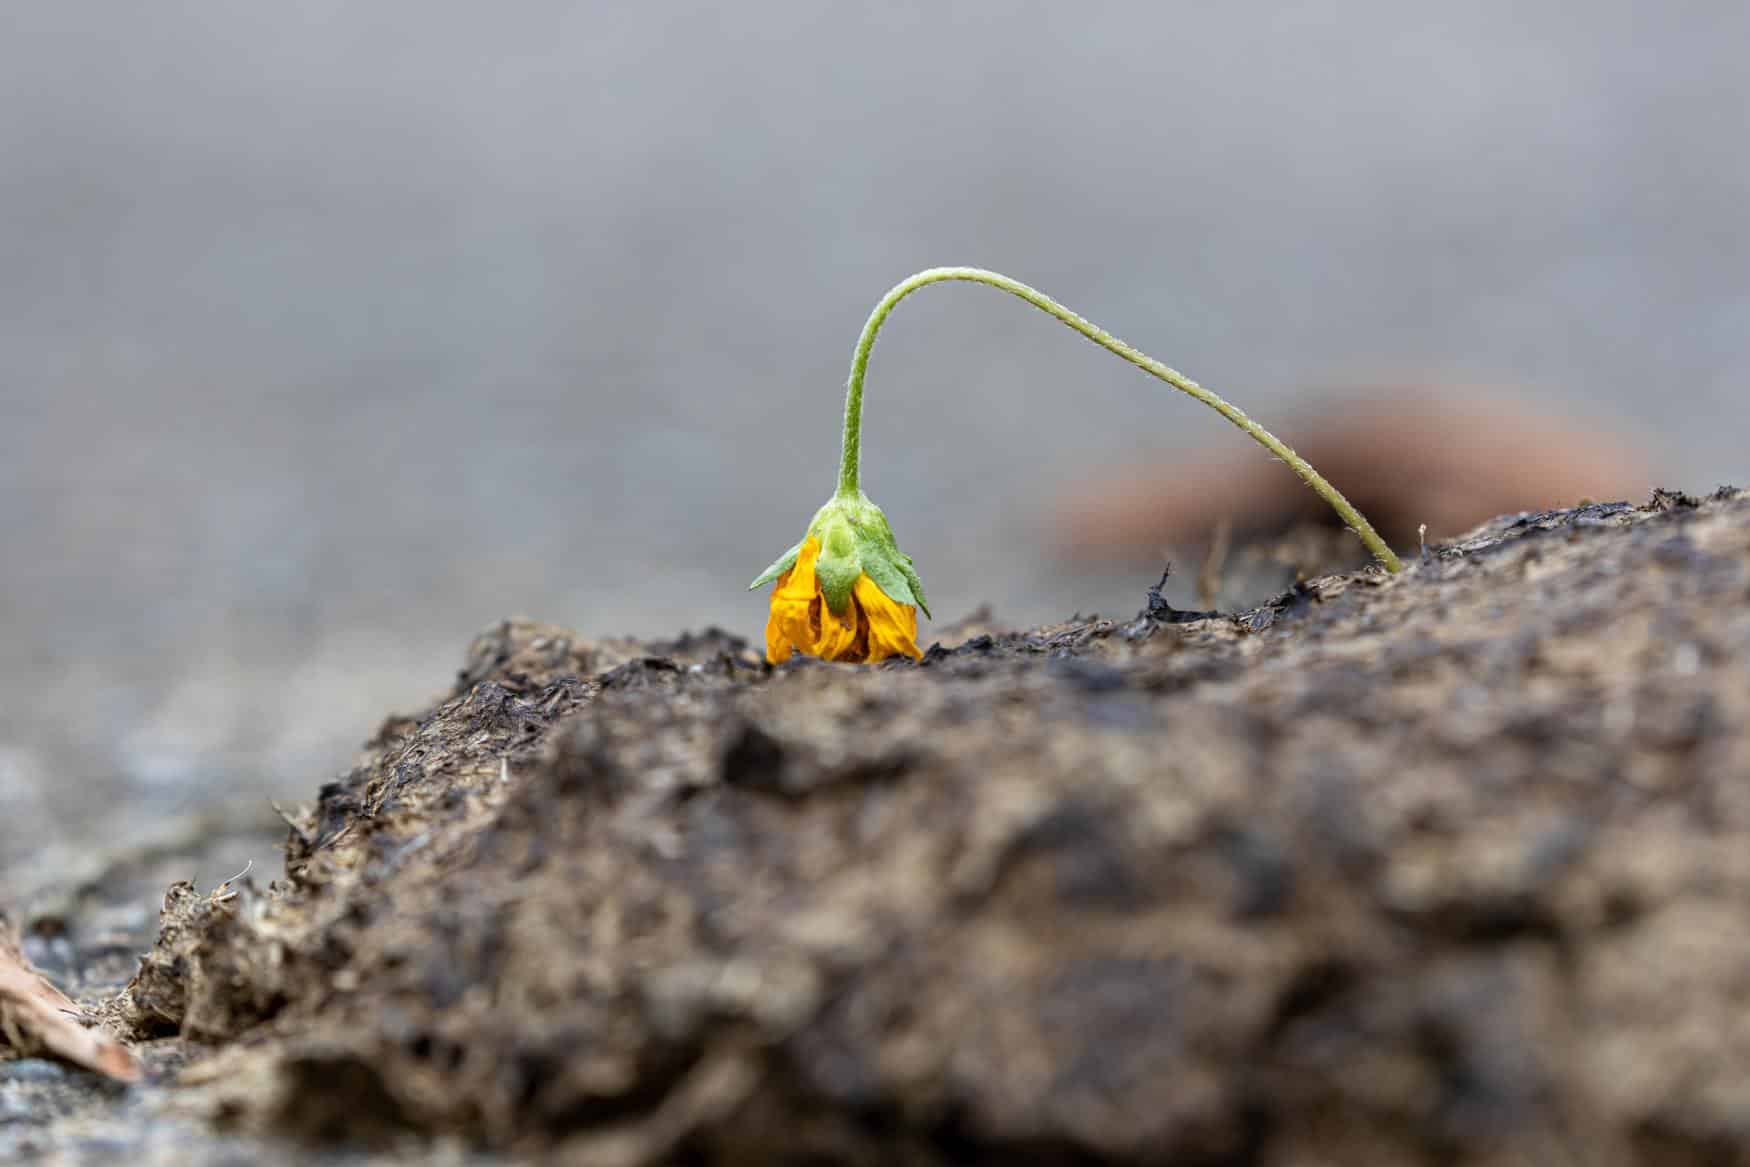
[41,489,1750,1164]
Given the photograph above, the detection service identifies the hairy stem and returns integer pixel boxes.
[836,266,1403,572]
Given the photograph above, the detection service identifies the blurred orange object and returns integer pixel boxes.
[1054,389,1654,561]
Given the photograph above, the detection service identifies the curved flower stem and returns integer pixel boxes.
[835,266,1403,573]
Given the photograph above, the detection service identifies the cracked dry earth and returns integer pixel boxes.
[10,488,1750,1165]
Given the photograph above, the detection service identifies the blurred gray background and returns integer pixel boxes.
[3,2,1745,863]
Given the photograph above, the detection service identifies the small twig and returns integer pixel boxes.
[1196,518,1233,609]
[269,800,312,846]
[209,859,254,904]
[1142,562,1222,624]
[0,921,140,1081]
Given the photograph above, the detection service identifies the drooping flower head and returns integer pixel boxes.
[750,492,928,664]
[749,267,1402,669]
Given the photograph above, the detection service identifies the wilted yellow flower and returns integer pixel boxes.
[749,267,1402,671]
[752,494,927,665]
[765,536,920,664]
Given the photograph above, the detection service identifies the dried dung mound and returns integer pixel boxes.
[119,489,1750,1164]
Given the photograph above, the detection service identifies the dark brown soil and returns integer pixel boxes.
[18,488,1750,1164]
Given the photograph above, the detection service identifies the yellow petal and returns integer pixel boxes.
[852,574,922,662]
[766,537,820,664]
[763,602,794,664]
[814,603,862,661]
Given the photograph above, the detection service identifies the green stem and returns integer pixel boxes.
[835,266,1403,573]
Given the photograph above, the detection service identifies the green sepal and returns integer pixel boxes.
[859,554,917,612]
[810,508,862,614]
[815,492,929,619]
[748,540,803,590]
[897,554,930,619]
[751,491,931,621]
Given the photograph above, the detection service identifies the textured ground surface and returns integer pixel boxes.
[8,488,1750,1164]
